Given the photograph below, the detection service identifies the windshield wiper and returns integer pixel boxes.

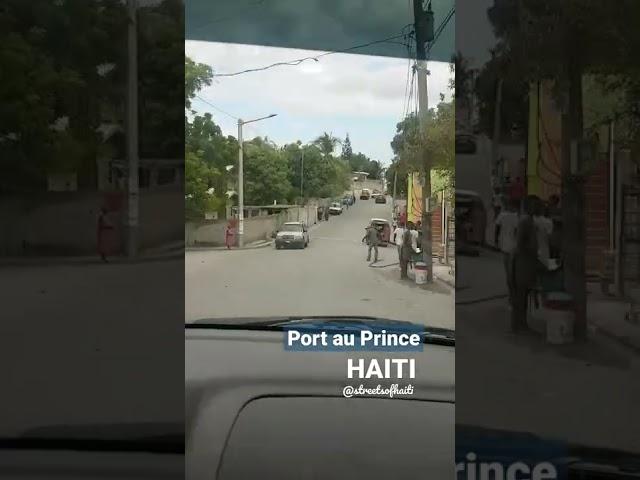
[0,423,184,453]
[187,316,455,346]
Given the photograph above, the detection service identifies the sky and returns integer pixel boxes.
[186,41,453,166]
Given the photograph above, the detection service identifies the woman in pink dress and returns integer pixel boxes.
[97,207,114,262]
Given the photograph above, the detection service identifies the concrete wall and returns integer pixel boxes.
[0,190,183,256]
[185,205,319,247]
[352,179,384,194]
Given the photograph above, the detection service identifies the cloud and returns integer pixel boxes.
[186,41,453,163]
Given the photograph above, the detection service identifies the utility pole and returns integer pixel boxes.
[236,114,277,248]
[237,119,244,247]
[413,0,435,281]
[561,39,587,340]
[391,169,398,220]
[492,78,503,189]
[301,148,304,200]
[126,0,139,258]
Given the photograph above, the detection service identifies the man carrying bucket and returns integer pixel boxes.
[362,222,381,263]
[400,222,416,279]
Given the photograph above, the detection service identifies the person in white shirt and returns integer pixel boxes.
[494,199,519,304]
[410,224,419,251]
[393,223,406,262]
[534,202,553,267]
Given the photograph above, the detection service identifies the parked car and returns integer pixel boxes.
[342,196,353,206]
[360,189,371,200]
[329,202,343,215]
[274,222,309,249]
[375,195,387,204]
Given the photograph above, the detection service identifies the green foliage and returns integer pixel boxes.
[483,0,640,144]
[185,56,223,219]
[185,149,220,220]
[390,98,455,194]
[313,132,341,158]
[341,134,353,161]
[244,138,291,205]
[0,0,184,191]
[185,56,213,111]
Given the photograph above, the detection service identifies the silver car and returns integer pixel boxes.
[275,222,309,249]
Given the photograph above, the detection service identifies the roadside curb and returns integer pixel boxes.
[186,241,273,252]
[434,275,455,290]
[456,293,510,305]
[590,322,640,355]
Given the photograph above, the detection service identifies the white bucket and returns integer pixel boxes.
[414,262,428,285]
[546,309,574,344]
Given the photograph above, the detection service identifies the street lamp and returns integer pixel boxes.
[237,114,277,247]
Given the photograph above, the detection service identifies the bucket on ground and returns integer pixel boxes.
[414,262,428,285]
[543,292,574,344]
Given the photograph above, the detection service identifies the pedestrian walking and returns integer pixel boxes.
[97,206,114,263]
[495,199,519,305]
[224,222,235,249]
[511,196,539,333]
[362,223,381,263]
[400,222,416,279]
[393,222,406,263]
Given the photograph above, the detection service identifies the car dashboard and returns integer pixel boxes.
[186,326,455,480]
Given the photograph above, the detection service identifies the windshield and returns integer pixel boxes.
[185,36,455,330]
[280,224,303,232]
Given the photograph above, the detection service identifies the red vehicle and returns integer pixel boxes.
[370,218,391,246]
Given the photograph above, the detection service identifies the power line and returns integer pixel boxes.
[194,94,239,120]
[427,6,454,56]
[213,30,413,78]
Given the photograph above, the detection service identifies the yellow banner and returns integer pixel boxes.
[407,173,422,224]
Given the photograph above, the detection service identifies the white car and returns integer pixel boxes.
[274,222,309,249]
[328,202,343,215]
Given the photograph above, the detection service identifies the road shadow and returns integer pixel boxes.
[458,301,633,370]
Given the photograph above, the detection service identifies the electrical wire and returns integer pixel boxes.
[426,6,454,56]
[401,37,415,120]
[194,94,239,120]
[213,30,413,78]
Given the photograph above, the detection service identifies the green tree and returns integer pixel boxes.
[485,0,640,338]
[184,55,223,219]
[390,100,455,197]
[313,132,341,159]
[185,56,213,111]
[243,138,291,204]
[0,0,128,191]
[138,0,184,158]
[341,133,353,161]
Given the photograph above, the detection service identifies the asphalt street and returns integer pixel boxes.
[456,250,640,454]
[0,258,184,436]
[185,197,454,328]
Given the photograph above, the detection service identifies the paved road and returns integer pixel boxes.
[1,259,184,436]
[186,198,454,328]
[457,251,640,454]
